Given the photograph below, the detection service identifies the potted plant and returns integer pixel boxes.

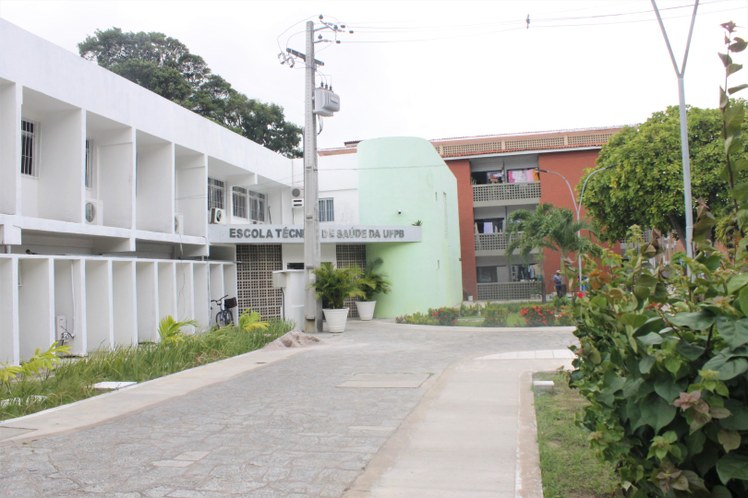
[312,262,365,333]
[355,257,391,321]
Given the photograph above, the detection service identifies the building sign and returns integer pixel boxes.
[208,224,422,244]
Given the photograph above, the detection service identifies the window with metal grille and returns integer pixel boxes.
[249,190,266,222]
[208,178,225,210]
[319,197,334,222]
[85,139,93,188]
[21,120,38,176]
[232,186,248,218]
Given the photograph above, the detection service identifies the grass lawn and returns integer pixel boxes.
[534,371,619,498]
[0,320,292,421]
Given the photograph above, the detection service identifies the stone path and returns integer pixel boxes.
[0,321,577,497]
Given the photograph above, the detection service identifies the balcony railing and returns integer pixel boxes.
[476,281,544,301]
[472,182,541,204]
[474,232,515,252]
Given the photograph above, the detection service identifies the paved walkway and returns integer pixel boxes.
[0,320,576,497]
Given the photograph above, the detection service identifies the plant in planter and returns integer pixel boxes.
[355,257,391,321]
[312,262,365,332]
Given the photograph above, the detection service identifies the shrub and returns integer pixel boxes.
[568,27,748,497]
[459,303,482,317]
[482,303,509,326]
[429,306,459,325]
[519,304,557,326]
[395,312,437,325]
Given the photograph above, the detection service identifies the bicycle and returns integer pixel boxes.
[211,295,237,327]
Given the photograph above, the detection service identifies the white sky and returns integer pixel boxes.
[1,0,746,149]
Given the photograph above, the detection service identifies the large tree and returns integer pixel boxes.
[582,105,748,242]
[79,28,302,158]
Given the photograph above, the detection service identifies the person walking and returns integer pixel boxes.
[552,270,566,298]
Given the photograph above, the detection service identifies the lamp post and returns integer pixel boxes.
[539,165,615,291]
[651,0,698,260]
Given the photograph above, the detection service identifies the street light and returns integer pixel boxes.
[539,165,615,292]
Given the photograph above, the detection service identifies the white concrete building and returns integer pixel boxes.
[1,20,463,366]
[0,19,301,364]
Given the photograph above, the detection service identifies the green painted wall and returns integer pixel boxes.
[357,137,462,317]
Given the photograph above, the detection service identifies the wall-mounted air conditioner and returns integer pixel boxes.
[84,199,104,225]
[210,207,225,224]
[174,213,185,234]
[291,187,304,208]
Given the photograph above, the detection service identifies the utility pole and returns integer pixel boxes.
[302,20,322,333]
[280,16,348,332]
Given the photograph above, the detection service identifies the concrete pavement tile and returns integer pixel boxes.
[143,486,175,497]
[152,459,195,468]
[175,450,210,461]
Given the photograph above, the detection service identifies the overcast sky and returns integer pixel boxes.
[1,0,746,149]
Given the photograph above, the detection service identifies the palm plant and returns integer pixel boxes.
[506,203,599,274]
[312,262,365,309]
[358,257,391,301]
[158,315,199,346]
[238,310,268,332]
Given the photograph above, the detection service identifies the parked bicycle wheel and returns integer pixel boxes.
[216,309,234,327]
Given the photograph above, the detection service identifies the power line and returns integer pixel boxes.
[320,1,743,45]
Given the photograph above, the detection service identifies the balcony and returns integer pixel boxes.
[472,182,541,207]
[476,281,543,301]
[474,232,540,256]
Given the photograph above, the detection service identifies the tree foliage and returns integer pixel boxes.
[79,28,302,157]
[569,23,748,497]
[582,104,748,243]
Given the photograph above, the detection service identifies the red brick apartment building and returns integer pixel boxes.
[321,126,622,302]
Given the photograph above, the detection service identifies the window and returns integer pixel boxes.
[21,120,38,176]
[477,266,498,283]
[208,178,225,210]
[511,264,537,282]
[249,190,266,222]
[85,139,93,188]
[319,197,334,222]
[232,186,248,218]
[475,218,504,233]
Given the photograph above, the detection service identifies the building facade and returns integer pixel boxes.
[321,127,622,301]
[0,20,463,365]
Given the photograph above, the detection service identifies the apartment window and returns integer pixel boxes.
[85,139,94,188]
[232,186,248,219]
[21,120,38,176]
[511,264,537,281]
[319,198,334,222]
[477,266,498,283]
[249,190,266,222]
[208,178,225,210]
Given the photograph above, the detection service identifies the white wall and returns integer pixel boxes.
[0,82,19,215]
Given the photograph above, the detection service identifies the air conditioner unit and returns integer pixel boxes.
[292,198,304,208]
[291,187,303,198]
[210,207,225,224]
[84,199,103,225]
[174,213,184,234]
